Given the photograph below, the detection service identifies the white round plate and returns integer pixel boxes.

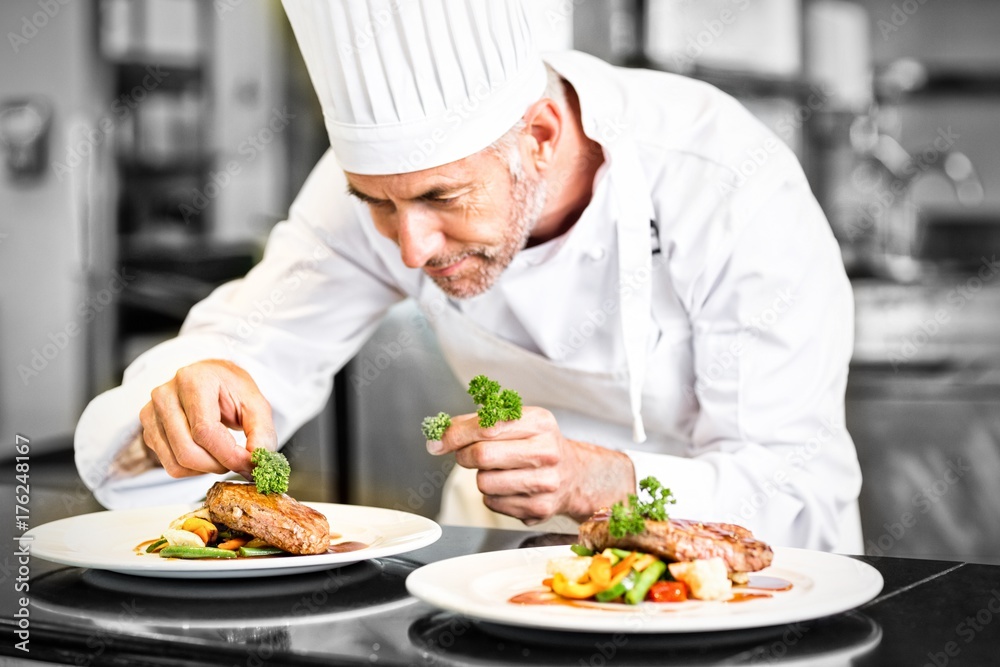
[406,545,883,633]
[23,502,441,579]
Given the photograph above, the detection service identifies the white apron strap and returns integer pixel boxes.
[608,135,655,443]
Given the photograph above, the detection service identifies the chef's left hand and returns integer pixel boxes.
[428,407,636,524]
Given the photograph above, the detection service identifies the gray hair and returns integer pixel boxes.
[487,65,566,179]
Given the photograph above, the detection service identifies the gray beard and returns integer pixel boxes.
[430,170,547,299]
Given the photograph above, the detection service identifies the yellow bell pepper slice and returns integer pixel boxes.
[551,573,604,599]
[587,555,612,588]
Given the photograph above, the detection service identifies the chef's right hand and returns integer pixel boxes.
[139,359,276,479]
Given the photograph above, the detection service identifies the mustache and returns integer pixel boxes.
[424,247,495,268]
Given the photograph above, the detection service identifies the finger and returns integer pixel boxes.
[431,413,482,454]
[177,382,252,478]
[481,489,560,524]
[141,400,202,478]
[476,467,562,497]
[454,439,558,471]
[151,385,230,475]
[437,407,556,454]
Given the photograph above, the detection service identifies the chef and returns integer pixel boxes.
[75,0,863,552]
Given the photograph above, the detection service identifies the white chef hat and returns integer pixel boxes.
[281,0,547,175]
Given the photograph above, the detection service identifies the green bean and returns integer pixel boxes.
[625,560,667,605]
[158,546,237,559]
[570,544,594,557]
[145,538,168,553]
[237,546,287,557]
[609,548,633,560]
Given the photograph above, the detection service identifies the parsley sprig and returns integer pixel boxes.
[608,476,676,538]
[468,375,522,428]
[419,375,522,440]
[250,448,291,495]
[421,412,452,441]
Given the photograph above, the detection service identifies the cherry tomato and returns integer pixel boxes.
[647,581,688,602]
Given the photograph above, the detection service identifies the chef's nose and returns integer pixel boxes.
[396,207,445,269]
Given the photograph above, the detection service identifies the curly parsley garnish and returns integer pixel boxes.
[468,375,522,429]
[250,448,291,495]
[608,476,676,538]
[419,375,522,440]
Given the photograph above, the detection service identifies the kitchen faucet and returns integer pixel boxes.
[854,119,984,282]
[851,58,986,281]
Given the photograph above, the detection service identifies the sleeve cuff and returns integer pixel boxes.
[74,334,237,508]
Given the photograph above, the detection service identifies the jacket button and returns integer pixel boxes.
[588,247,606,261]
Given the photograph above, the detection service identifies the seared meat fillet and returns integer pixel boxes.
[206,481,330,555]
[578,511,773,573]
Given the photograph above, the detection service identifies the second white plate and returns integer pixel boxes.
[406,545,883,633]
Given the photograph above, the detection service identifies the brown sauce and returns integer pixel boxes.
[728,592,773,602]
[508,575,794,608]
[134,539,160,555]
[508,589,644,611]
[328,541,368,553]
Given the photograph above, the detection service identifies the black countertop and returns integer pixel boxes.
[2,479,999,665]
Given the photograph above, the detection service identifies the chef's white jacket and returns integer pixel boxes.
[75,51,862,552]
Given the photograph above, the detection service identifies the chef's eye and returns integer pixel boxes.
[424,193,461,207]
[369,199,395,213]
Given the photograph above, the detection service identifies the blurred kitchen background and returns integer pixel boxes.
[1,0,998,564]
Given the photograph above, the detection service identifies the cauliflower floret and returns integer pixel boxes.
[162,528,206,548]
[168,507,211,530]
[545,556,593,584]
[668,558,733,601]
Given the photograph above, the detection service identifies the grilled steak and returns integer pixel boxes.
[206,481,330,555]
[578,511,773,573]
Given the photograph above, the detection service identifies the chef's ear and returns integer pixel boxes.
[522,97,562,173]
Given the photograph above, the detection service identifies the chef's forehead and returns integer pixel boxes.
[344,150,504,200]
